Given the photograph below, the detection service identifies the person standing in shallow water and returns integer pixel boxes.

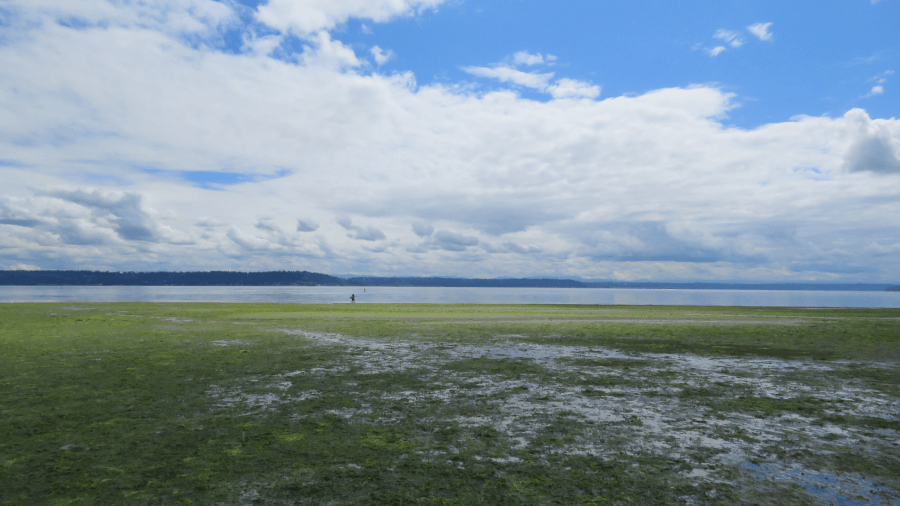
[350,294,355,303]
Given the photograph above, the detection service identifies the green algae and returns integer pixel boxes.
[1,302,899,505]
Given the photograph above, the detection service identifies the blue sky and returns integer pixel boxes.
[0,0,899,281]
[233,0,899,127]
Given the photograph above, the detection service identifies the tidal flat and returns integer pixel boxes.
[2,303,899,505]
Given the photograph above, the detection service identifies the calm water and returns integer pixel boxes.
[1,286,899,307]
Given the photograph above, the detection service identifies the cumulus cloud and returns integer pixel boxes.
[547,78,601,99]
[864,71,893,97]
[708,46,727,57]
[255,0,446,35]
[370,45,394,66]
[410,229,479,252]
[337,216,386,241]
[411,222,434,237]
[242,33,283,57]
[512,51,555,66]
[226,221,325,258]
[296,219,320,232]
[48,189,166,242]
[300,31,360,68]
[433,230,478,248]
[227,226,272,251]
[747,22,773,42]
[843,111,900,174]
[254,219,281,232]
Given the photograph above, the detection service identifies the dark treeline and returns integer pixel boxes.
[0,271,895,290]
[888,286,900,292]
[345,277,587,288]
[0,270,347,286]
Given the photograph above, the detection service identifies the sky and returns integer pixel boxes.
[0,0,898,282]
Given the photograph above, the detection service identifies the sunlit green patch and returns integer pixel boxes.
[714,395,834,418]
[819,414,900,431]
[559,357,655,368]
[829,366,900,397]
[444,357,547,378]
[822,447,900,480]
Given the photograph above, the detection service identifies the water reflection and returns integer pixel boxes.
[1,286,898,307]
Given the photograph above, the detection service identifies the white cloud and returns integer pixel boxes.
[300,31,360,68]
[241,33,284,56]
[863,71,892,97]
[8,0,235,35]
[255,0,447,35]
[747,22,774,42]
[463,59,599,99]
[512,51,548,66]
[462,65,555,90]
[337,216,387,241]
[842,109,900,174]
[871,70,893,85]
[714,29,745,48]
[371,45,394,66]
[8,263,41,271]
[708,46,727,57]
[412,222,434,237]
[297,219,319,232]
[1,1,899,280]
[546,78,601,99]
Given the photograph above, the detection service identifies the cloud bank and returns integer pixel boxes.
[0,1,899,282]
[255,0,446,34]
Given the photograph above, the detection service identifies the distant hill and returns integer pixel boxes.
[346,277,893,291]
[888,285,900,292]
[0,271,895,291]
[345,276,587,288]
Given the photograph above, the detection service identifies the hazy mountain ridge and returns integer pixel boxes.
[0,271,895,291]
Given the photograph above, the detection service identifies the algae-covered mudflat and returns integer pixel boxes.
[2,303,899,505]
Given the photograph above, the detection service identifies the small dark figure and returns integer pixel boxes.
[350,294,355,303]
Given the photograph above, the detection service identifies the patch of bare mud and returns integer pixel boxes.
[206,383,320,415]
[222,328,900,504]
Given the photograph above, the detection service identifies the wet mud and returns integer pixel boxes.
[211,329,900,505]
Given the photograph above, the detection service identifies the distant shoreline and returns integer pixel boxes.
[1,270,897,292]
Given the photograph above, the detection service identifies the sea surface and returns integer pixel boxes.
[1,286,899,307]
